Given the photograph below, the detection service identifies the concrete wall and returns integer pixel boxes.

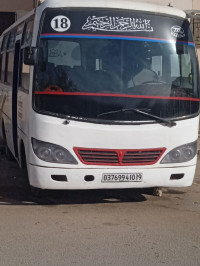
[192,0,200,10]
[138,0,191,9]
[0,0,33,12]
[197,49,200,62]
[0,0,33,18]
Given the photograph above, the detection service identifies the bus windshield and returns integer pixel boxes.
[34,9,199,123]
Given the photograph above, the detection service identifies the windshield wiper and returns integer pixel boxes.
[41,111,71,125]
[97,108,176,127]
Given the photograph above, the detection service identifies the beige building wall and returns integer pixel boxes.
[138,0,192,9]
[0,0,200,16]
[0,0,33,11]
[0,0,33,18]
[193,0,200,10]
[136,0,200,10]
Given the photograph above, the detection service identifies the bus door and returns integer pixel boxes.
[11,41,20,158]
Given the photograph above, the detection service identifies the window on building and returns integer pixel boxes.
[0,12,15,36]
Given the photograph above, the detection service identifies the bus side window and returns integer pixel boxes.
[0,54,2,81]
[20,62,30,90]
[20,19,33,90]
[1,53,7,83]
[7,52,14,85]
[6,30,16,85]
[1,35,9,83]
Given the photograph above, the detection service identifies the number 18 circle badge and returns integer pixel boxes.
[51,16,71,32]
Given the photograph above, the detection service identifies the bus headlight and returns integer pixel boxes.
[160,140,197,164]
[31,138,78,164]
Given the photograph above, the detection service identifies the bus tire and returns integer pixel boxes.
[5,139,15,161]
[30,186,43,198]
[5,144,14,161]
[20,142,44,197]
[2,121,14,161]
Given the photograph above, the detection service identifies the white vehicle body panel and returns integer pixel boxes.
[0,0,199,190]
[27,114,199,189]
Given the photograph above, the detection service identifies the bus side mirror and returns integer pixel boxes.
[23,47,37,65]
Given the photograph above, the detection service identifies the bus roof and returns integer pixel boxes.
[40,0,186,19]
[0,0,187,38]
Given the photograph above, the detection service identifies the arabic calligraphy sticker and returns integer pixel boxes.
[51,16,71,32]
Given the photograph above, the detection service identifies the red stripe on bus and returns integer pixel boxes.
[34,91,200,102]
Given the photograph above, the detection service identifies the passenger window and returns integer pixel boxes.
[2,35,9,52]
[1,53,6,82]
[22,20,33,46]
[7,52,14,85]
[19,50,30,90]
[21,63,30,90]
[8,31,16,50]
[20,20,34,90]
[0,54,2,81]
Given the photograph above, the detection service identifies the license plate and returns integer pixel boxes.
[102,173,143,183]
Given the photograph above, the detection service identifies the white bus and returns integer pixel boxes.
[0,0,199,195]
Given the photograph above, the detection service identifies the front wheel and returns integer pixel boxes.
[30,186,44,198]
[5,140,15,161]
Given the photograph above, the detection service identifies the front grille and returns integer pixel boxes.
[123,150,164,164]
[74,148,166,166]
[77,150,118,164]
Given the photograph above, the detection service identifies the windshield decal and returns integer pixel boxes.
[171,26,185,38]
[40,33,195,47]
[50,15,71,32]
[41,9,193,43]
[35,91,200,102]
[82,16,153,32]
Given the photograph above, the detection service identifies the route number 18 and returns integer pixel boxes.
[51,16,71,32]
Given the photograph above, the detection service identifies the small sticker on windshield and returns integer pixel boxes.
[51,16,71,32]
[171,26,185,38]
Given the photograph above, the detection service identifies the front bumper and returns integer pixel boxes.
[28,164,196,190]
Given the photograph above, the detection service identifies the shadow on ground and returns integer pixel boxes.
[0,147,148,205]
